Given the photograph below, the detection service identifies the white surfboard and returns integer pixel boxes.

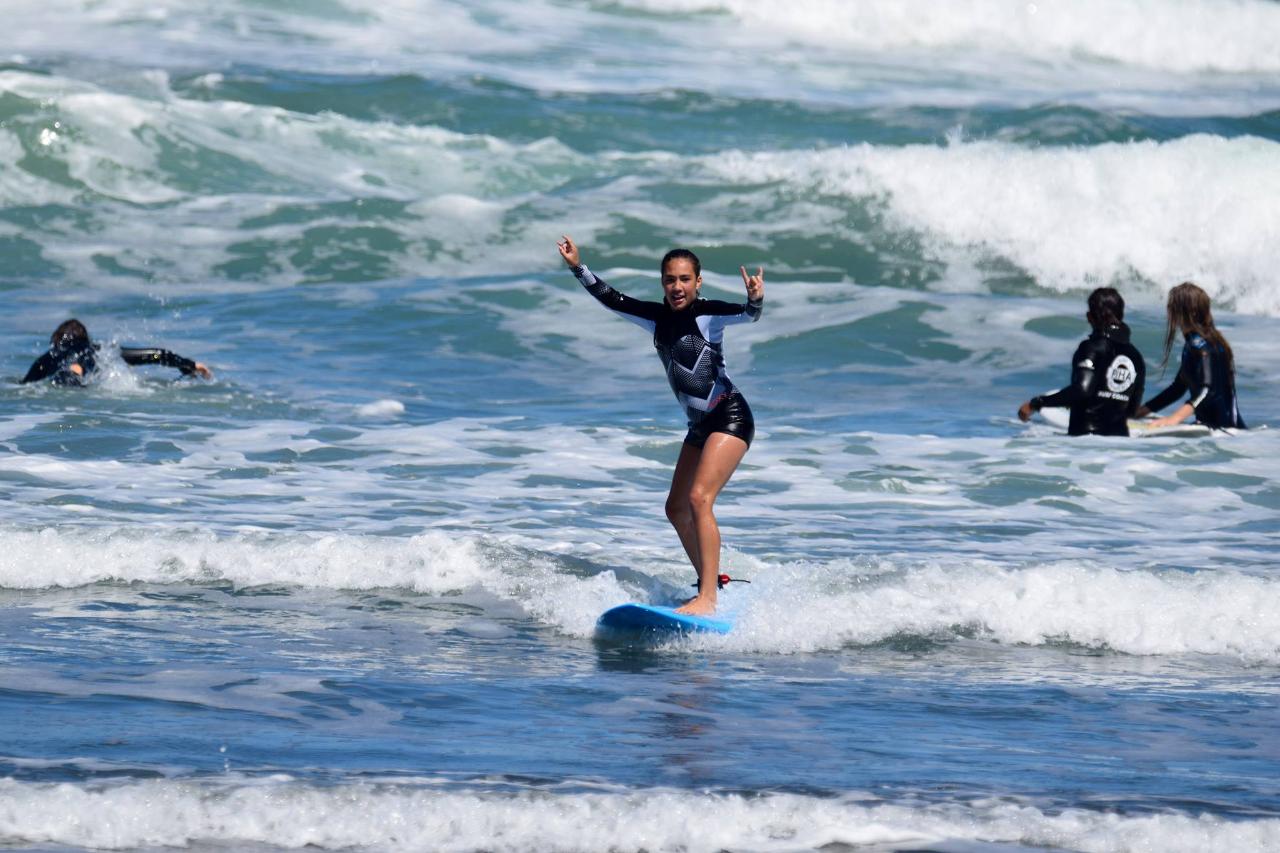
[1037,405,1213,438]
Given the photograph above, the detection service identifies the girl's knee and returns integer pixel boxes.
[687,486,716,515]
[666,498,691,525]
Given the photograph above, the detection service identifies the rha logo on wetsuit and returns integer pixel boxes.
[1102,354,1138,399]
[1031,322,1146,436]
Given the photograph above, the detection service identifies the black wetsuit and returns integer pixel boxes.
[1143,332,1246,430]
[1032,322,1145,436]
[573,264,762,447]
[21,342,200,386]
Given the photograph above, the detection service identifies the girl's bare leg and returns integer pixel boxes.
[674,432,749,615]
[666,442,704,579]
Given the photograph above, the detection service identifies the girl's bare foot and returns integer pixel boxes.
[675,595,716,616]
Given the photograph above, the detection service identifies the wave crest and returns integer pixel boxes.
[0,777,1276,852]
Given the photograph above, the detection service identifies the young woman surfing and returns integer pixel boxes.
[557,235,764,616]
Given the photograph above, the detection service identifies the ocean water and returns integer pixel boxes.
[2,1,1279,850]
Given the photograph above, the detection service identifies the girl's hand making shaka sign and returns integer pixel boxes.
[741,266,764,303]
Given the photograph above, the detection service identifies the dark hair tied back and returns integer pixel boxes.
[660,248,701,278]
[1087,287,1125,328]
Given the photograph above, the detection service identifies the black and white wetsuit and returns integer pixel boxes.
[1031,322,1145,436]
[573,264,762,447]
[1143,332,1246,429]
[20,342,201,386]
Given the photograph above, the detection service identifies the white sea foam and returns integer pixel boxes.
[0,528,493,594]
[2,0,516,73]
[2,339,1278,560]
[355,399,405,419]
[5,0,1278,113]
[705,135,1280,315]
[2,526,1277,663]
[622,0,1280,75]
[0,777,1276,852]
[2,67,1277,312]
[0,69,577,207]
[718,560,1280,663]
[0,525,632,639]
[0,67,588,289]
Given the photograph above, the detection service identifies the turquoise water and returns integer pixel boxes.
[1,2,1279,850]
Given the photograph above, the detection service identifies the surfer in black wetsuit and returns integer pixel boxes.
[1137,281,1245,430]
[557,235,763,617]
[20,318,213,386]
[1018,287,1145,436]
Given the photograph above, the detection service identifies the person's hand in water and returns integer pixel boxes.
[192,363,213,380]
[557,235,581,268]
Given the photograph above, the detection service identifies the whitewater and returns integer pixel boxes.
[1,1,1278,851]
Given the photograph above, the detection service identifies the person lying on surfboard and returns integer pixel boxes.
[557,235,763,616]
[1018,287,1145,436]
[20,318,213,386]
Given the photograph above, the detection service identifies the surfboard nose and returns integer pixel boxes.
[596,603,733,635]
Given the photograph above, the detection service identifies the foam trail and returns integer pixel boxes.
[0,528,492,594]
[7,527,1276,663]
[0,778,1276,852]
[0,527,633,638]
[719,561,1280,663]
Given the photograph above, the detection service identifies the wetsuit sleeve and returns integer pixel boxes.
[20,351,61,384]
[1182,338,1214,410]
[699,298,763,324]
[1127,352,1145,417]
[120,347,199,375]
[572,264,665,331]
[1142,375,1186,413]
[1033,340,1096,409]
[1143,340,1202,413]
[20,343,96,384]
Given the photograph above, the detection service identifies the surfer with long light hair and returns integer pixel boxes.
[1138,282,1246,430]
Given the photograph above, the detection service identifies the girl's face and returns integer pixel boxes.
[661,258,701,310]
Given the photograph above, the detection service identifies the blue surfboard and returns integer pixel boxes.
[596,603,733,636]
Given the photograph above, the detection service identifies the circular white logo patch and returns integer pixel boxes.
[1106,355,1136,393]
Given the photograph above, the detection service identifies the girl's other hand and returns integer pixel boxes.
[740,265,764,302]
[557,235,581,268]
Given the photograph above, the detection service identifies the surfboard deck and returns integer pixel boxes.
[596,603,733,635]
[1125,419,1213,438]
[1038,406,1214,438]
